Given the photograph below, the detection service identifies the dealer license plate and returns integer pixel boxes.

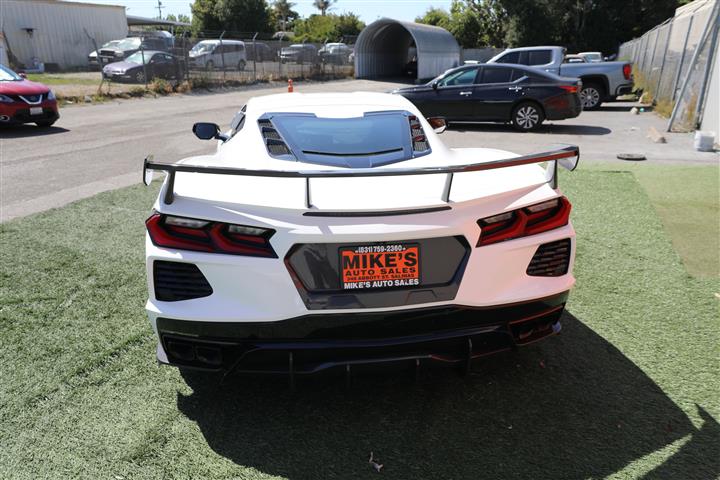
[30,107,43,115]
[340,243,420,290]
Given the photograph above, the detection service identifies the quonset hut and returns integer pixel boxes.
[354,18,461,82]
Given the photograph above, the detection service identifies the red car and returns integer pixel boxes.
[0,64,59,127]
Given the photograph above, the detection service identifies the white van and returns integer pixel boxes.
[189,40,247,71]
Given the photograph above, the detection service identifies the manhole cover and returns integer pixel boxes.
[617,153,647,161]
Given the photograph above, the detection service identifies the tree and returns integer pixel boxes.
[498,0,682,53]
[165,13,191,24]
[313,0,336,16]
[191,0,272,34]
[272,0,299,31]
[467,0,507,47]
[191,0,223,33]
[416,0,683,53]
[334,12,364,38]
[415,7,451,30]
[415,1,506,48]
[293,12,364,42]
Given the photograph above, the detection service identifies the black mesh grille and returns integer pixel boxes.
[526,239,571,277]
[154,261,213,301]
[259,119,292,157]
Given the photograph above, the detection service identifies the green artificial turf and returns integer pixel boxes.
[0,167,718,479]
[583,162,719,279]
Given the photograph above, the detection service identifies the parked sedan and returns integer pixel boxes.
[279,44,318,64]
[103,51,183,83]
[0,64,59,127]
[319,43,352,64]
[393,64,582,131]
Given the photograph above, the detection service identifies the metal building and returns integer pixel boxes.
[1,0,128,70]
[355,18,460,81]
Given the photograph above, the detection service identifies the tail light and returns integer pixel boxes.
[623,64,632,80]
[146,213,277,257]
[477,197,571,246]
[559,85,578,93]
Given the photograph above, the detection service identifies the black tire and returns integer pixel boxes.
[36,120,56,128]
[511,101,544,131]
[580,83,604,110]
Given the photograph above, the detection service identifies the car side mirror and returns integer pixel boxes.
[432,81,439,90]
[426,117,447,134]
[193,122,228,141]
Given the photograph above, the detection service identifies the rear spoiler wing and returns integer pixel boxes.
[143,145,579,207]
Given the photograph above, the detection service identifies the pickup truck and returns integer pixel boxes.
[488,46,633,109]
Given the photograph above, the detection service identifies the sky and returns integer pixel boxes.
[65,0,454,23]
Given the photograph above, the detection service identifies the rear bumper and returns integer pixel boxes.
[614,83,634,97]
[544,94,582,120]
[155,291,568,373]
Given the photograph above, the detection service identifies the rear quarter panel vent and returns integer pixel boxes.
[153,260,213,301]
[526,239,572,277]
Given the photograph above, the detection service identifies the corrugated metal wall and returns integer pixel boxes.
[355,19,460,81]
[1,0,128,69]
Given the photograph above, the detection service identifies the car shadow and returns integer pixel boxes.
[176,312,718,479]
[598,105,637,112]
[0,125,69,138]
[449,122,612,136]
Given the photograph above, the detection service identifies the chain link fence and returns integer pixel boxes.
[92,30,355,91]
[618,0,719,132]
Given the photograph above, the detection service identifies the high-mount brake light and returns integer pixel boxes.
[559,85,579,93]
[477,197,571,246]
[146,214,277,257]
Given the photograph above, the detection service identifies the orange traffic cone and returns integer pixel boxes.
[288,79,294,92]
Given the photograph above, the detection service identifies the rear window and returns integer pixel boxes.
[480,67,512,84]
[497,50,552,66]
[496,51,519,64]
[268,112,415,167]
[528,50,552,65]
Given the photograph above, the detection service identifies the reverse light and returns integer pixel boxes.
[146,213,277,257]
[477,197,571,246]
[165,215,209,228]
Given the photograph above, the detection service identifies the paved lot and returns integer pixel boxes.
[1,78,716,222]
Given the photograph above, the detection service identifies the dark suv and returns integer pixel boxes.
[98,36,171,65]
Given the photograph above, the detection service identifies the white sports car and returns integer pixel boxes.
[143,92,579,381]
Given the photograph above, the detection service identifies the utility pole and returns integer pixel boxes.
[156,0,163,19]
